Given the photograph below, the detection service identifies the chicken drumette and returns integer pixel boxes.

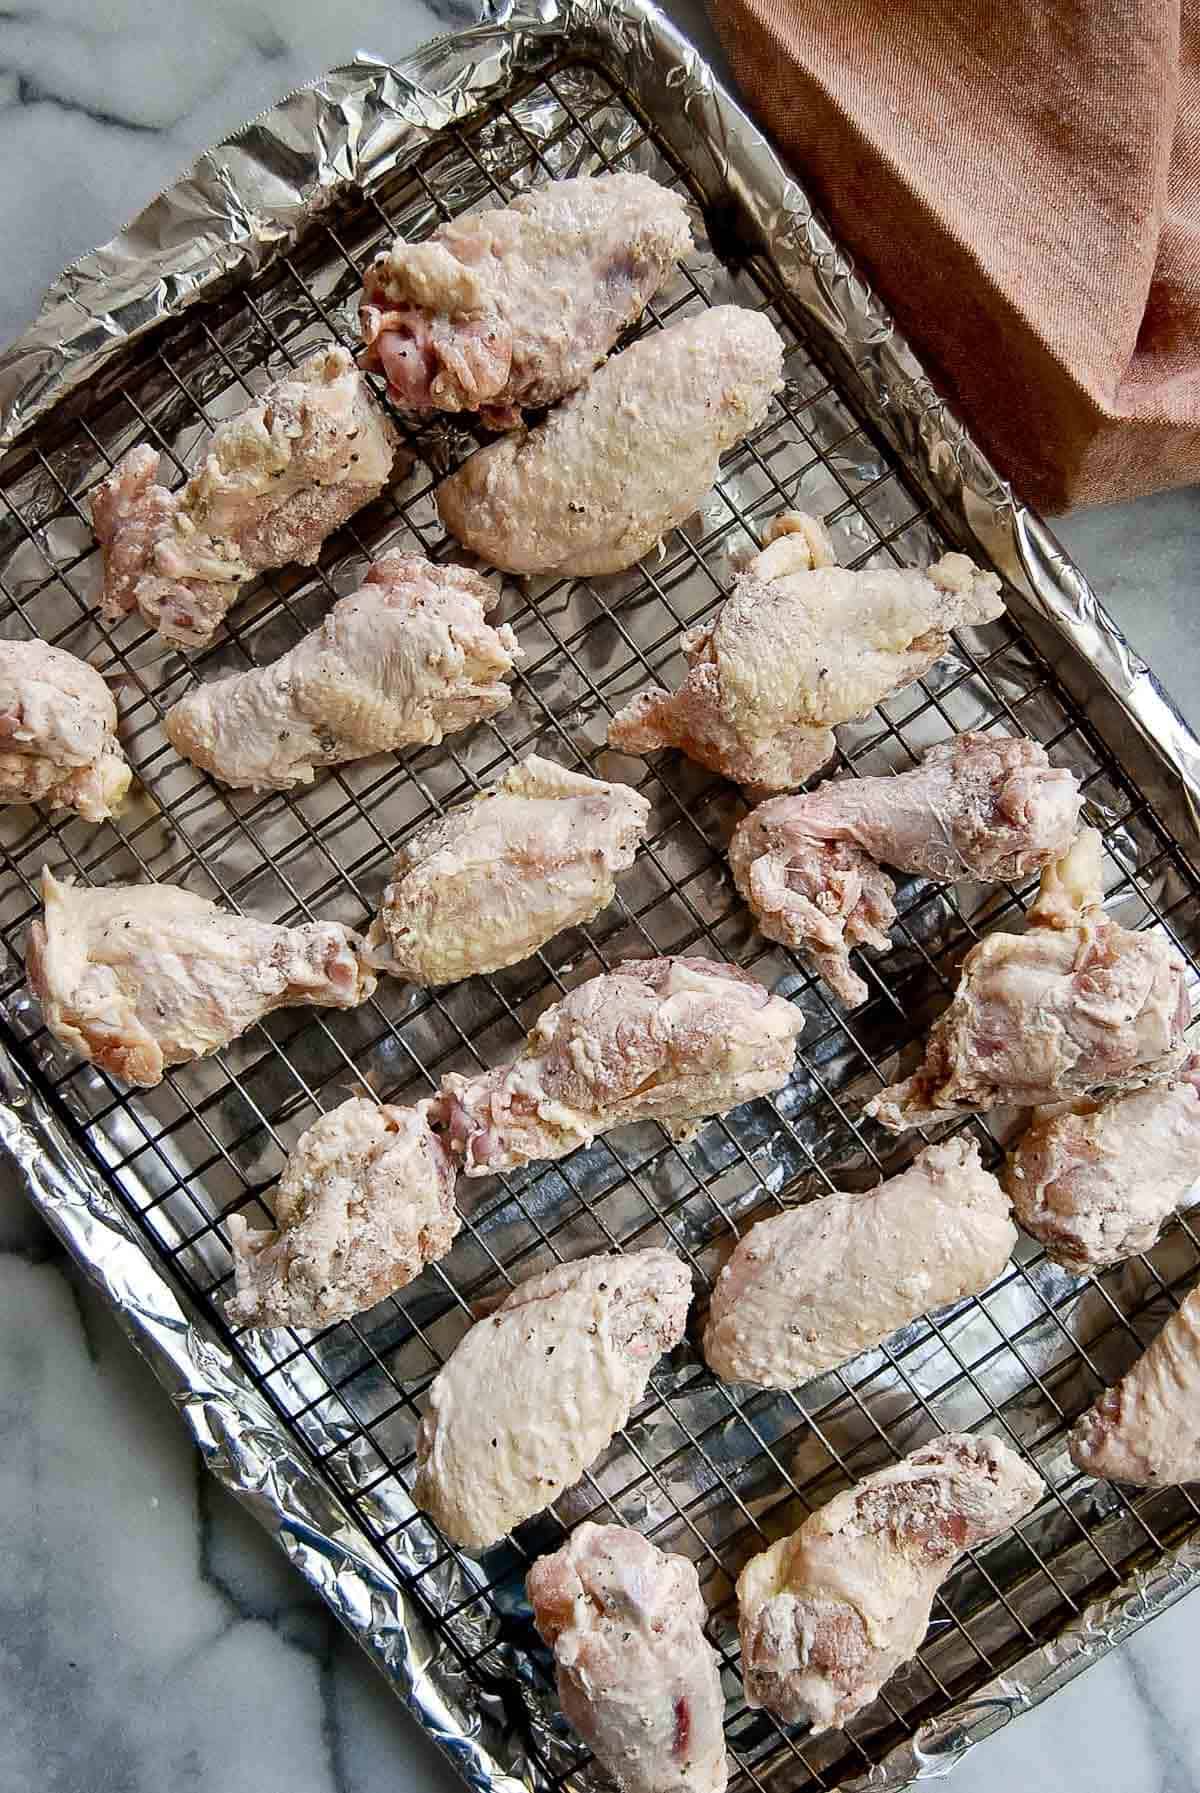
[361,172,693,427]
[609,517,1005,794]
[365,755,650,983]
[226,1095,459,1330]
[164,552,519,790]
[703,1137,1016,1388]
[1072,1284,1200,1486]
[528,1523,727,1793]
[1005,1053,1200,1272]
[737,1433,1042,1730]
[437,307,782,577]
[868,830,1190,1131]
[0,640,131,822]
[729,733,1082,1005]
[413,1249,690,1550]
[27,868,373,1088]
[435,956,803,1177]
[91,347,399,647]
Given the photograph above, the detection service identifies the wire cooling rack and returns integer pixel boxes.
[2,50,1200,1793]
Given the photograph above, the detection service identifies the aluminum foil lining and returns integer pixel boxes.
[0,5,1199,1793]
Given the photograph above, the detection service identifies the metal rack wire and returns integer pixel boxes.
[2,50,1199,1793]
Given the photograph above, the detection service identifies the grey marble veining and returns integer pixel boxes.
[1,4,1197,1792]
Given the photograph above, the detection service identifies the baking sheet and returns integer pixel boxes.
[0,8,1199,1793]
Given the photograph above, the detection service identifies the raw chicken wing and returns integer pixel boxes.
[704,1137,1016,1388]
[437,307,782,576]
[610,517,1004,794]
[412,1249,690,1549]
[366,754,650,982]
[435,956,803,1176]
[226,1096,459,1330]
[1072,1283,1200,1485]
[91,347,399,647]
[1005,1052,1200,1272]
[164,553,519,790]
[0,640,130,821]
[528,1523,727,1793]
[868,830,1190,1131]
[27,868,374,1088]
[361,173,692,426]
[729,733,1082,1004]
[737,1433,1042,1729]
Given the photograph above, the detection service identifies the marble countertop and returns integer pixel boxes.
[2,5,1198,1792]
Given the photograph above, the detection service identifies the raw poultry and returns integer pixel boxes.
[1005,1053,1200,1272]
[435,956,803,1176]
[703,1137,1016,1387]
[226,1095,459,1330]
[737,1433,1042,1730]
[90,346,399,647]
[361,172,693,427]
[868,829,1190,1130]
[528,1523,727,1793]
[437,306,782,576]
[26,868,374,1088]
[412,1249,690,1550]
[0,639,131,821]
[365,754,650,982]
[729,733,1082,1004]
[1071,1283,1200,1485]
[164,553,519,790]
[610,514,1004,794]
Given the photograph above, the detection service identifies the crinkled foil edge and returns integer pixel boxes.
[1,3,1199,1790]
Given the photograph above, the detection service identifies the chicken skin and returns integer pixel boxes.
[868,830,1190,1131]
[435,956,803,1177]
[0,640,131,822]
[1071,1283,1200,1485]
[737,1433,1042,1730]
[361,173,693,428]
[164,552,518,790]
[610,517,1005,795]
[90,347,399,647]
[226,1096,459,1330]
[703,1137,1015,1389]
[365,755,650,983]
[412,1249,690,1550]
[528,1523,727,1793]
[27,868,374,1089]
[729,734,1082,1005]
[1005,1053,1200,1273]
[437,307,782,577]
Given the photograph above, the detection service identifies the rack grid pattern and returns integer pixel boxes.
[2,52,1199,1793]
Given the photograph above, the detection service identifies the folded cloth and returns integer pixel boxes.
[708,0,1200,512]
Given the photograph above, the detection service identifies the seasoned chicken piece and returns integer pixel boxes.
[704,1137,1015,1388]
[729,734,1082,1004]
[1072,1283,1200,1485]
[868,831,1190,1131]
[413,1249,690,1550]
[365,755,650,982]
[90,347,399,647]
[737,1433,1042,1730]
[437,307,782,576]
[26,868,374,1089]
[0,640,130,822]
[226,1096,459,1330]
[164,553,519,790]
[610,518,1005,794]
[361,173,693,427]
[528,1523,727,1793]
[435,956,803,1177]
[1005,1053,1200,1272]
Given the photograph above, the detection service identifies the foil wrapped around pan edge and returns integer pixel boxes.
[1,4,1199,1791]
